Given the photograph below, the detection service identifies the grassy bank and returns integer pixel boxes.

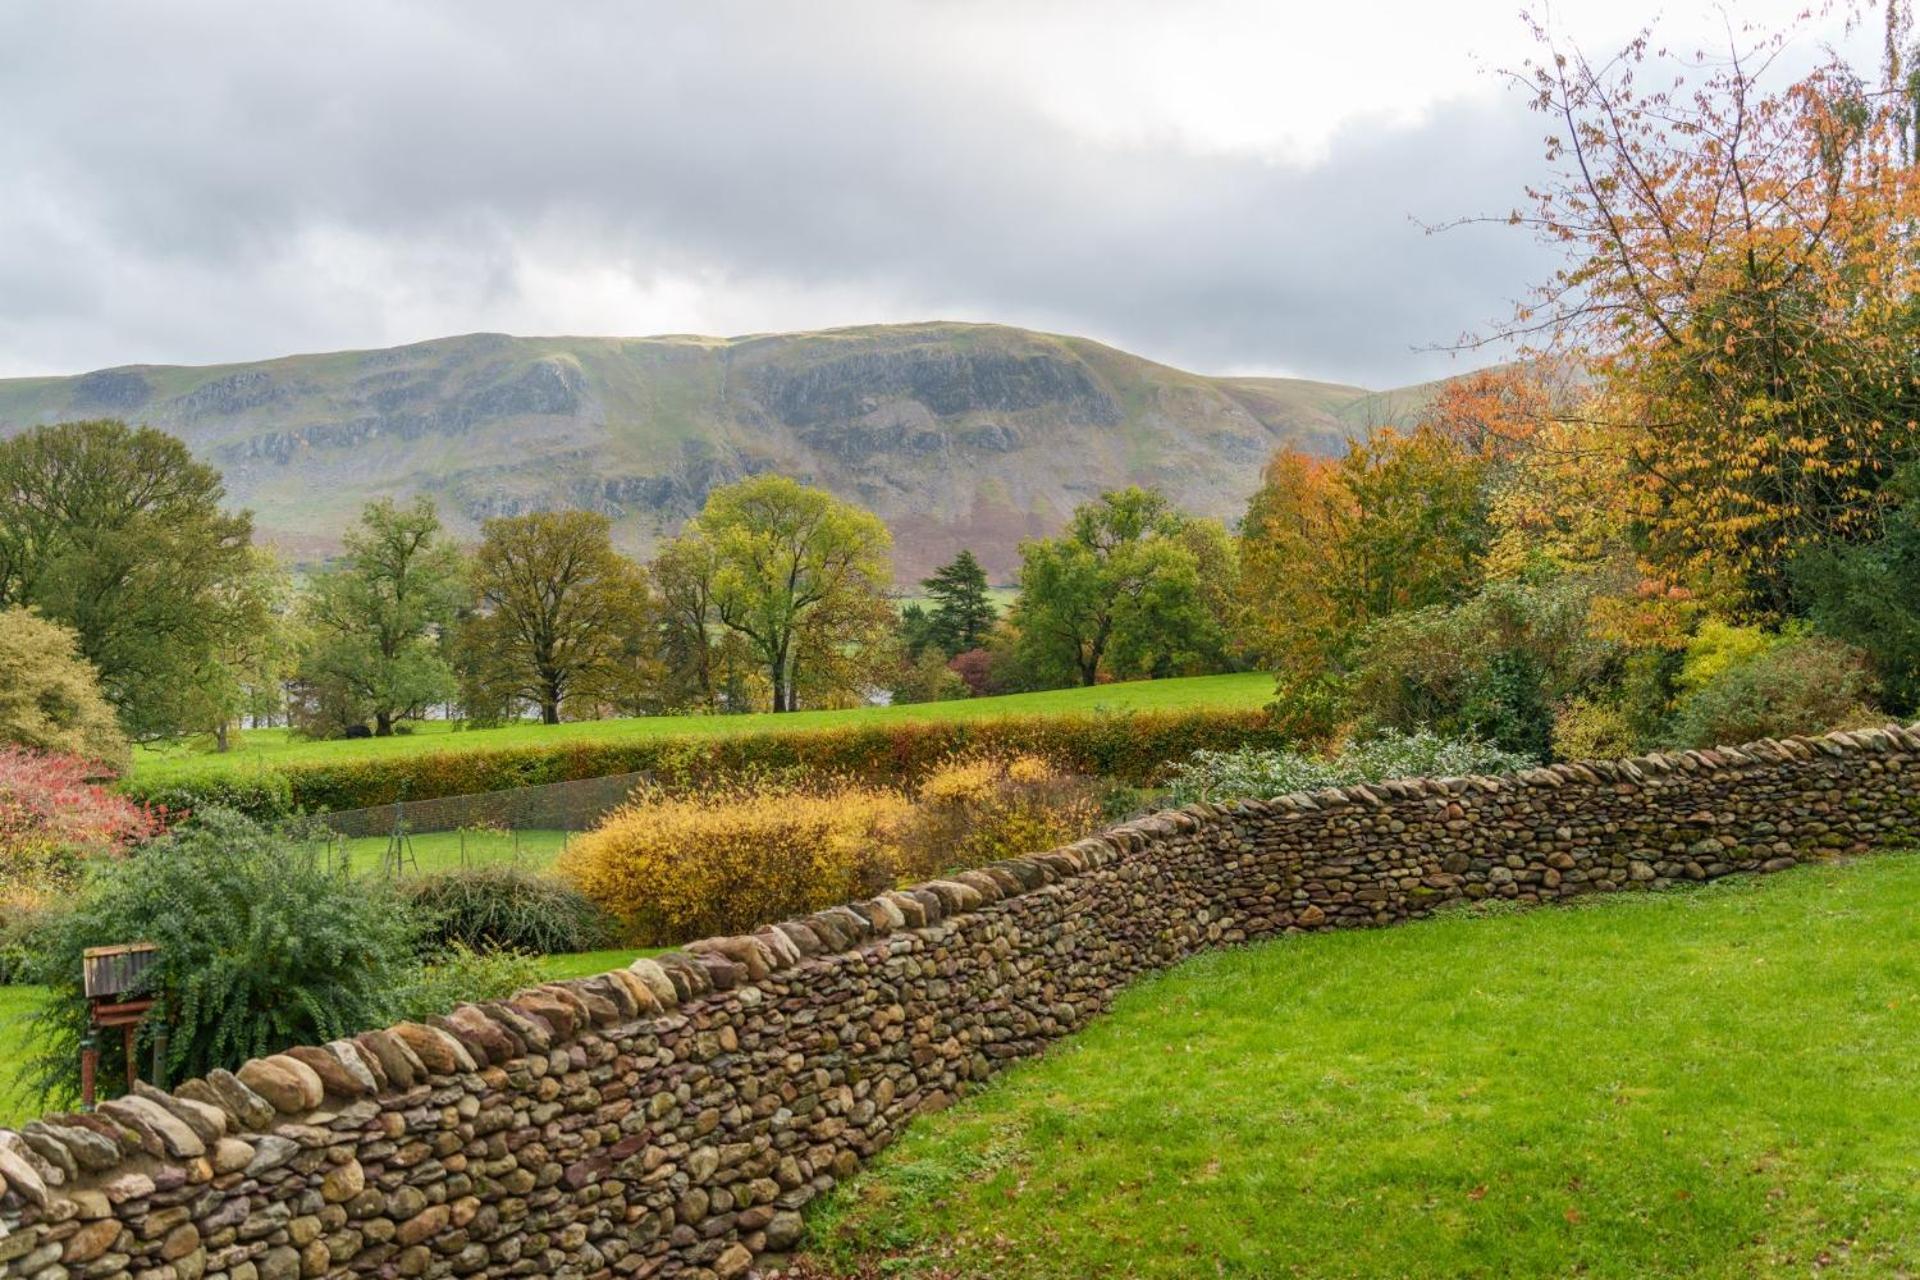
[807,853,1920,1278]
[132,673,1273,785]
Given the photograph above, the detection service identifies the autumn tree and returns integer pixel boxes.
[459,511,657,724]
[1010,488,1226,687]
[1495,9,1920,613]
[650,535,725,712]
[0,608,129,771]
[922,550,998,657]
[295,498,463,736]
[0,420,254,740]
[670,476,894,712]
[1237,428,1489,737]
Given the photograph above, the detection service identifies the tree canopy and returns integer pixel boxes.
[1010,488,1229,687]
[0,420,254,740]
[295,497,464,736]
[672,475,894,712]
[922,550,997,657]
[459,510,657,724]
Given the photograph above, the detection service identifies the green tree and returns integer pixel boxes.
[898,602,937,662]
[1797,464,1920,714]
[922,550,997,657]
[0,420,253,740]
[685,476,894,712]
[459,511,658,724]
[1010,488,1224,687]
[295,497,463,736]
[650,534,722,712]
[182,548,296,751]
[0,608,129,770]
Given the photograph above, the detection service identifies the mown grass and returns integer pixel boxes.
[131,672,1273,784]
[807,853,1920,1279]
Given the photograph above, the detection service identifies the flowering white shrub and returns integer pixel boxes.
[1164,728,1536,806]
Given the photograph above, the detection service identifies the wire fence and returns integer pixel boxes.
[313,770,651,878]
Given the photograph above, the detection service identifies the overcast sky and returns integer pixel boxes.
[0,0,1859,387]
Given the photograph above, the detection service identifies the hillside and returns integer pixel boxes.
[0,322,1444,579]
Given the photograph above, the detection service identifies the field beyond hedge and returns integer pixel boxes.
[134,673,1271,782]
[807,853,1920,1279]
[124,674,1281,814]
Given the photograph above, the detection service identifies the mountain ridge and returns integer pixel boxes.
[0,322,1446,580]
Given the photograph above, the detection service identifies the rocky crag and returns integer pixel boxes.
[0,324,1437,580]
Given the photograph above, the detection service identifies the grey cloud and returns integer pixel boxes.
[0,1,1556,386]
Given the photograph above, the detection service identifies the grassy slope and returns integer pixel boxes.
[808,854,1920,1279]
[132,672,1273,784]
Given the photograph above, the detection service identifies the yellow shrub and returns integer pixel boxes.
[1550,697,1637,761]
[556,783,913,944]
[917,758,999,806]
[901,753,1102,880]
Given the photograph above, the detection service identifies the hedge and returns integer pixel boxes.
[121,708,1286,821]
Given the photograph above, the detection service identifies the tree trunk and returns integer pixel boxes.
[542,697,560,725]
[214,721,231,752]
[375,710,393,737]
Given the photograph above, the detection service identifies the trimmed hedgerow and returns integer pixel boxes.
[123,708,1285,816]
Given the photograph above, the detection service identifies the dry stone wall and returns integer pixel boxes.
[5,724,1920,1280]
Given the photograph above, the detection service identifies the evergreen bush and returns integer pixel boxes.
[401,865,613,956]
[13,807,420,1108]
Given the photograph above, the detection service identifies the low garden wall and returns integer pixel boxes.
[6,723,1919,1280]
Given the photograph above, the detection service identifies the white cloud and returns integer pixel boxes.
[0,0,1874,384]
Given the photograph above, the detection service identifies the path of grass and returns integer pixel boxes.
[132,672,1272,784]
[807,854,1920,1279]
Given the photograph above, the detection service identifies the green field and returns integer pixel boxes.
[339,828,570,878]
[807,854,1920,1278]
[132,672,1273,785]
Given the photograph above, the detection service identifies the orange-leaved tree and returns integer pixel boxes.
[1494,4,1920,614]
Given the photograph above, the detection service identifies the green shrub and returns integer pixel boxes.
[134,770,295,825]
[1666,634,1880,748]
[1344,577,1616,758]
[401,866,613,956]
[1164,729,1537,806]
[13,808,420,1108]
[126,707,1286,814]
[393,943,545,1021]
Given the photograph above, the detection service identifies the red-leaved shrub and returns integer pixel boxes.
[0,747,165,907]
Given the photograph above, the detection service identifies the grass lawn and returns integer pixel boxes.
[0,984,37,1128]
[807,853,1920,1279]
[131,672,1273,785]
